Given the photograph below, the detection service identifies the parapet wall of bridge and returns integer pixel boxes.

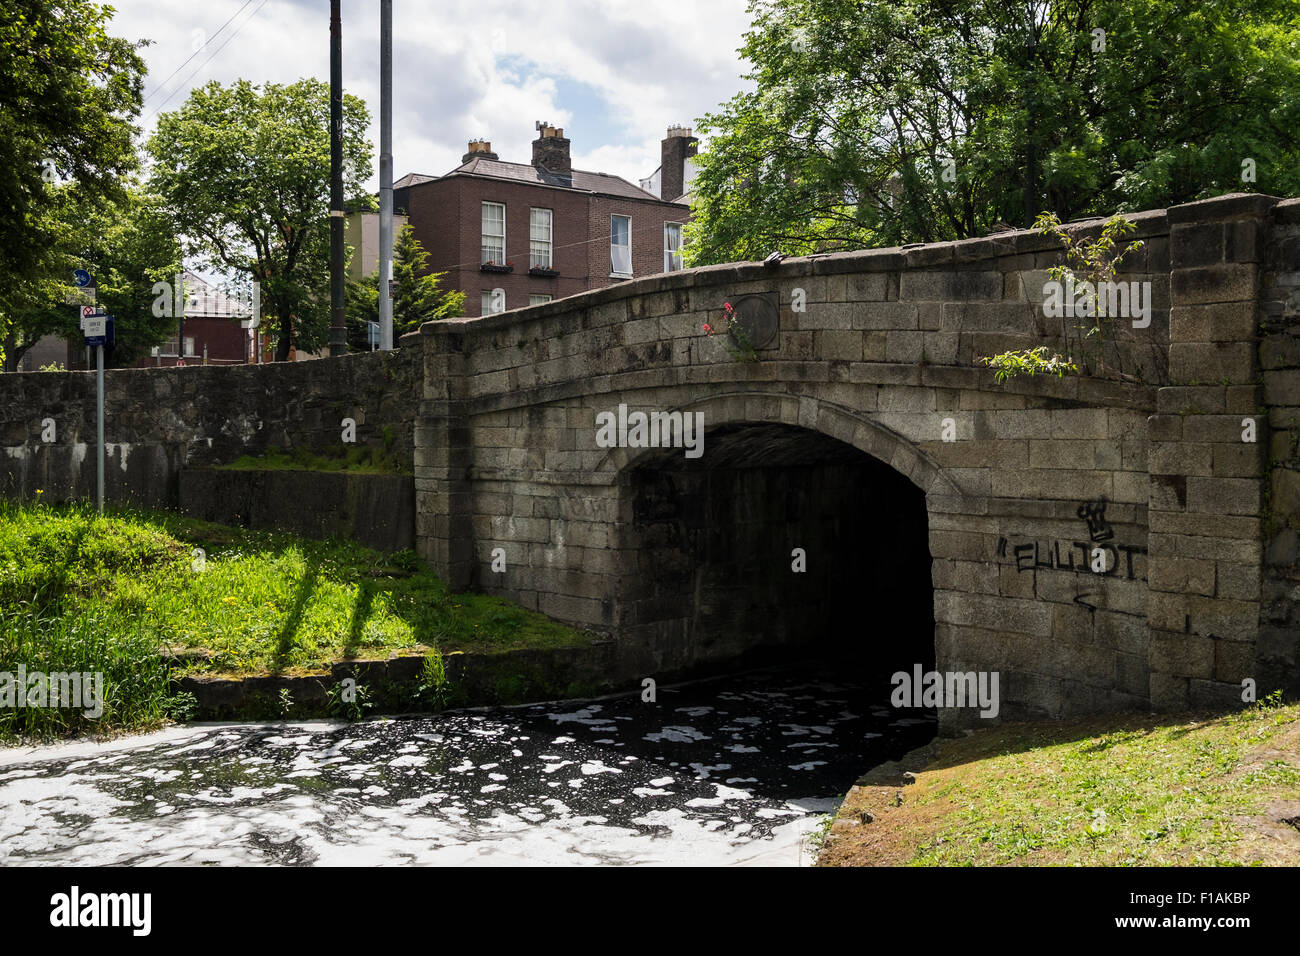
[414,192,1300,726]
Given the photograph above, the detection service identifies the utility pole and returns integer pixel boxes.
[378,0,394,350]
[329,0,347,356]
[177,271,186,365]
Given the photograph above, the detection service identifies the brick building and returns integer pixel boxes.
[49,271,263,370]
[395,124,695,316]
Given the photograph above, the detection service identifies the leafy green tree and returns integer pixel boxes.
[685,0,1300,265]
[0,185,181,371]
[0,0,146,285]
[147,79,372,361]
[345,225,465,349]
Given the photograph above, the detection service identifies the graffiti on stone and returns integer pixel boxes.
[1076,497,1114,543]
[997,497,1145,583]
[1001,538,1147,581]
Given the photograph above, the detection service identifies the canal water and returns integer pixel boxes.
[0,665,935,866]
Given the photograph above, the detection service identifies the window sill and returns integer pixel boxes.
[609,273,632,280]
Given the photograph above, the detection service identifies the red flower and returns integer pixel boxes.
[702,323,712,333]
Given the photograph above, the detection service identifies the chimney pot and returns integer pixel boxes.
[532,123,572,180]
[462,139,498,163]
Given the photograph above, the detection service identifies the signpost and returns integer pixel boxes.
[81,309,112,513]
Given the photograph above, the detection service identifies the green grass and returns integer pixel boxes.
[213,443,410,475]
[0,500,590,738]
[914,699,1300,866]
[821,696,1300,866]
[1,607,178,739]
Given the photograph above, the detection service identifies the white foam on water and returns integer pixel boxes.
[644,726,710,743]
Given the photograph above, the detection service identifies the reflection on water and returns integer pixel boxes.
[0,666,935,866]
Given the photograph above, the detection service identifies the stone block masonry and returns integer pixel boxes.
[0,347,420,524]
[1,193,1295,730]
[179,468,415,553]
[410,192,1293,730]
[1257,197,1300,696]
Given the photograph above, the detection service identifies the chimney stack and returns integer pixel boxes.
[531,121,571,180]
[660,125,698,202]
[462,139,498,163]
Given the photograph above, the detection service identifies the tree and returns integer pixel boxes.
[684,0,1300,265]
[146,79,372,361]
[0,184,181,371]
[0,0,146,285]
[345,225,465,349]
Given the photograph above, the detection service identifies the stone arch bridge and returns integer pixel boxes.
[416,192,1298,724]
[3,193,1297,727]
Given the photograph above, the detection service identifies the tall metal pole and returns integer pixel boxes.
[95,344,104,513]
[177,270,186,363]
[329,0,347,356]
[378,0,394,350]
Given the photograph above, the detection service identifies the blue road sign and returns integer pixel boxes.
[73,269,92,288]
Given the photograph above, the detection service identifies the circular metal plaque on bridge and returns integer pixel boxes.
[727,294,779,351]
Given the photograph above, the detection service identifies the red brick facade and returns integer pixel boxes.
[399,168,690,317]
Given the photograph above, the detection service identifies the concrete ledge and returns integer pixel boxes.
[172,641,628,721]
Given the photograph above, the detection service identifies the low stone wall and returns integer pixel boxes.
[179,468,415,553]
[0,347,421,512]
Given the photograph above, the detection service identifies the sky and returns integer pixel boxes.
[108,0,757,191]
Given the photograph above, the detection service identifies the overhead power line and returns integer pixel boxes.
[141,0,259,105]
[141,0,272,124]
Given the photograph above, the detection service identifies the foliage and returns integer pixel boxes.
[414,649,452,712]
[0,0,146,286]
[214,443,410,476]
[1,183,181,370]
[327,680,372,721]
[146,79,372,361]
[0,501,590,680]
[702,301,760,362]
[345,225,465,349]
[982,212,1141,382]
[0,606,179,741]
[684,0,1300,266]
[981,345,1080,384]
[1037,211,1145,375]
[1039,213,1143,287]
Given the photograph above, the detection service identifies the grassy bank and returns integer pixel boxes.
[817,697,1300,866]
[0,500,590,739]
[213,442,409,475]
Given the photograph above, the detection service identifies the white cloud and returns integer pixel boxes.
[109,0,754,190]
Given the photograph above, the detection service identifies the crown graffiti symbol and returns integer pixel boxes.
[1077,498,1114,543]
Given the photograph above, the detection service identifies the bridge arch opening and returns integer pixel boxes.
[616,421,935,685]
